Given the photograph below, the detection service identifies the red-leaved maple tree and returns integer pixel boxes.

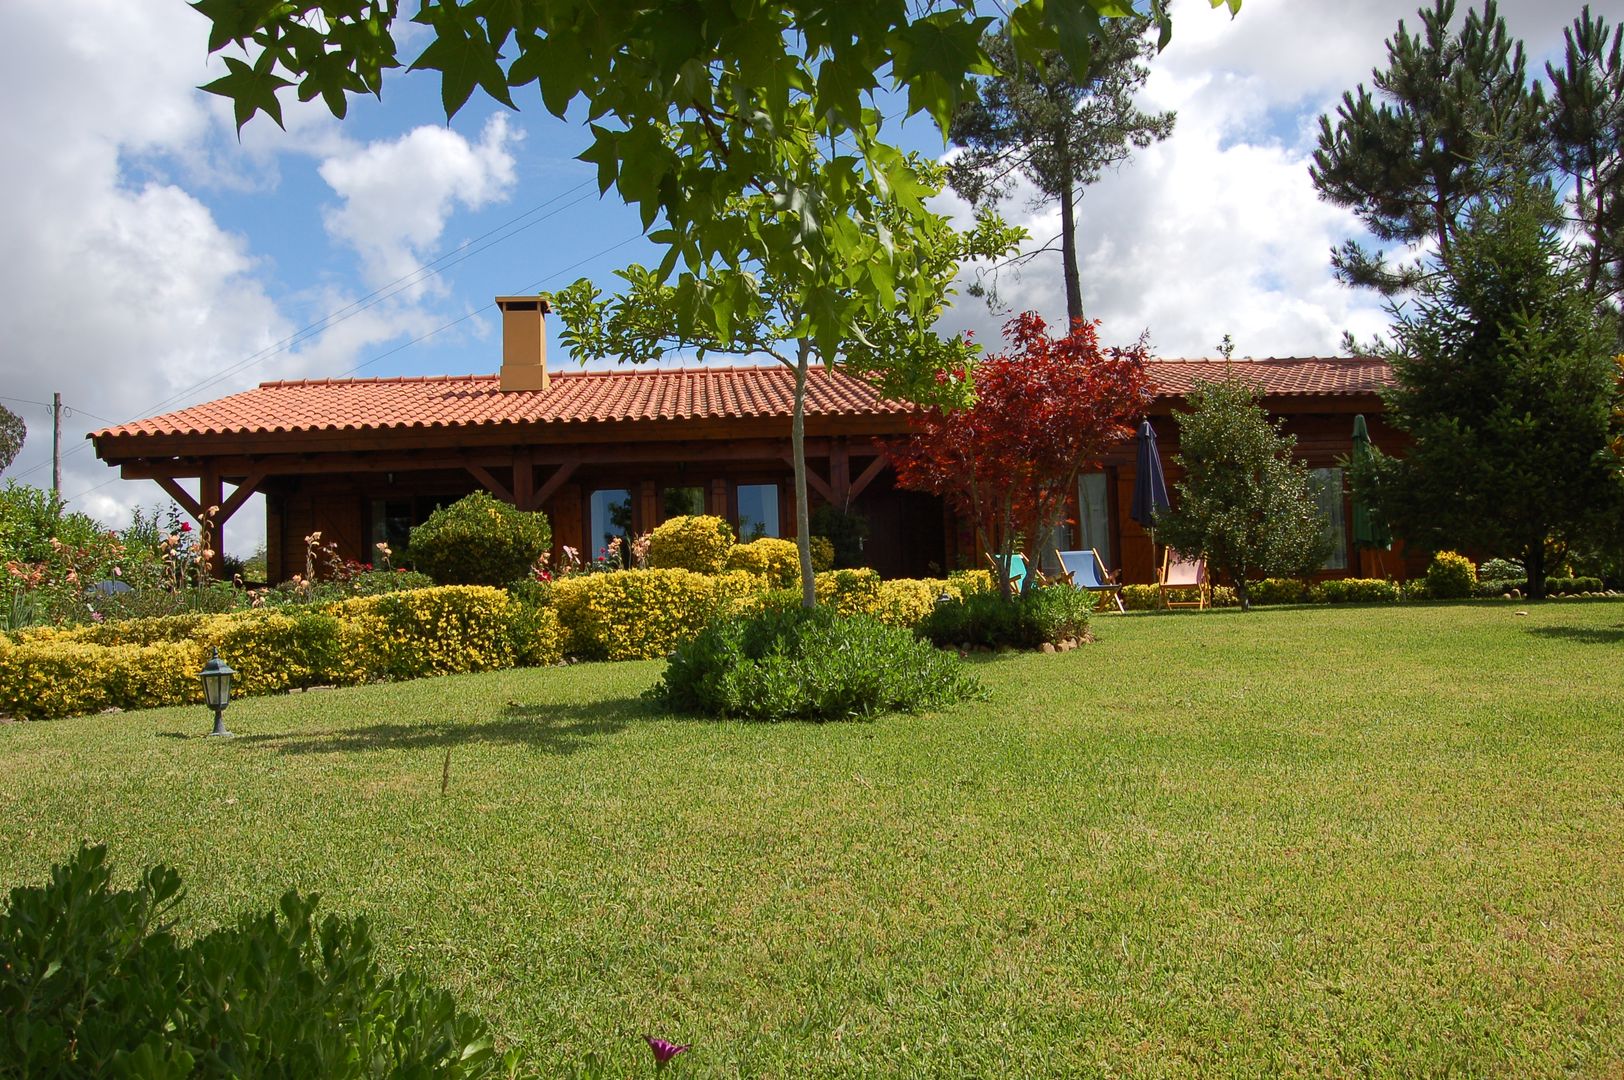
[891,312,1150,594]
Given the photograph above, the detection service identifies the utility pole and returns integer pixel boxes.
[51,392,61,496]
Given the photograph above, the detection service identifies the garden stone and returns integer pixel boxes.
[1041,642,1056,654]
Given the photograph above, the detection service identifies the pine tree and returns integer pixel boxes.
[1358,185,1620,597]
[1546,5,1624,306]
[1310,0,1545,295]
[948,17,1175,325]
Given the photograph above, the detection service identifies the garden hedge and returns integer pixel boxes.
[0,587,560,721]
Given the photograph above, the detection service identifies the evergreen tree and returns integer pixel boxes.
[1310,0,1545,296]
[948,17,1175,325]
[1155,379,1333,611]
[1546,6,1624,306]
[1356,185,1620,598]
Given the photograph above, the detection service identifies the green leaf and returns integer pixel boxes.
[408,17,514,119]
[200,55,293,133]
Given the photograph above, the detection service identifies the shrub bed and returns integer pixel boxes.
[551,568,761,660]
[1121,584,1238,610]
[1245,578,1310,605]
[0,586,560,721]
[917,586,1092,650]
[1308,578,1401,604]
[651,606,982,721]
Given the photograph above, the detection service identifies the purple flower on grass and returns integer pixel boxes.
[644,1035,690,1069]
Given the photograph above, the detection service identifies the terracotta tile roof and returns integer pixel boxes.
[1144,356,1392,398]
[92,358,1390,441]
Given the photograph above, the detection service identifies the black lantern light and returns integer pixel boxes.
[199,650,236,737]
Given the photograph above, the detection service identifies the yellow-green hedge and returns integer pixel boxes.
[0,586,563,721]
[646,515,736,574]
[0,638,201,721]
[813,568,882,616]
[872,578,955,627]
[724,537,801,587]
[551,569,764,660]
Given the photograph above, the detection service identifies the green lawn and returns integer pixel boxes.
[3,601,1623,1077]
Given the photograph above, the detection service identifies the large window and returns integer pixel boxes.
[369,499,415,557]
[662,486,705,519]
[736,484,779,539]
[1077,472,1112,568]
[589,488,632,561]
[1311,468,1347,571]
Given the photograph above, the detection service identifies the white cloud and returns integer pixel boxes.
[0,0,503,556]
[318,115,520,293]
[935,0,1593,361]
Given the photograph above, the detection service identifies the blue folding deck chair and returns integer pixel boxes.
[1057,549,1126,613]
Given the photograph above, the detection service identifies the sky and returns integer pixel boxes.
[0,0,1588,556]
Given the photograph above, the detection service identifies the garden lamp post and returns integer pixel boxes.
[199,650,236,737]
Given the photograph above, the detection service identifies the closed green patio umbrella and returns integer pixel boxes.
[1350,414,1391,551]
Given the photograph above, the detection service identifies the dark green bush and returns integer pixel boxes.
[917,585,1091,650]
[408,491,552,587]
[1477,557,1524,582]
[1473,577,1526,598]
[651,606,981,721]
[1545,576,1605,595]
[0,844,523,1078]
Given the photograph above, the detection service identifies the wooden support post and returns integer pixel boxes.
[831,438,851,508]
[638,479,657,534]
[199,470,225,577]
[847,452,891,502]
[466,464,514,504]
[710,477,728,518]
[513,451,535,511]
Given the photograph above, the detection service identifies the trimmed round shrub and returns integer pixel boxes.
[647,515,735,573]
[651,606,982,721]
[407,491,551,586]
[725,537,801,587]
[1425,550,1476,600]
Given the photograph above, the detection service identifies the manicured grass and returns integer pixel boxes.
[3,600,1623,1076]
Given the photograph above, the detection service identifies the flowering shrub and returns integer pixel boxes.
[551,568,761,660]
[871,578,947,627]
[724,537,800,587]
[0,586,560,720]
[813,568,882,616]
[1245,578,1310,606]
[651,606,982,721]
[1425,550,1476,599]
[407,492,552,586]
[1308,578,1400,604]
[646,515,736,574]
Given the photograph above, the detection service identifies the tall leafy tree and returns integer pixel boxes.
[947,17,1175,325]
[1546,5,1624,305]
[1310,0,1545,295]
[1154,379,1332,610]
[554,161,1024,607]
[0,403,23,477]
[1353,185,1620,598]
[890,312,1150,597]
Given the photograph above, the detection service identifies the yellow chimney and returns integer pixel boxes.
[496,295,551,392]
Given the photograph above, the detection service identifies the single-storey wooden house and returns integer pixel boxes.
[90,297,1398,584]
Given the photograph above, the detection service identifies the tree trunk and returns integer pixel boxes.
[792,340,816,609]
[1059,153,1083,327]
[1524,539,1546,601]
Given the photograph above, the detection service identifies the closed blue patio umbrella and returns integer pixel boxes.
[1131,419,1171,564]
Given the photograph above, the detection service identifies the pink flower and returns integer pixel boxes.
[644,1036,690,1069]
